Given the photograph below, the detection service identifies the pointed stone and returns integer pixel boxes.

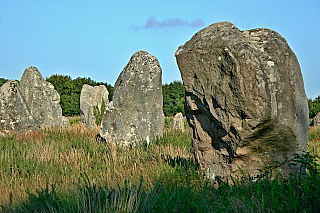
[19,66,67,128]
[99,50,165,146]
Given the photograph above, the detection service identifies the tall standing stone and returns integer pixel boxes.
[20,66,67,128]
[80,84,109,128]
[175,22,309,178]
[99,50,165,146]
[0,80,40,135]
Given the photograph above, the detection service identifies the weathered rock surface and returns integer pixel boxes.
[169,112,185,132]
[99,50,165,146]
[20,66,67,128]
[175,22,309,178]
[80,84,109,128]
[0,80,40,135]
[310,112,320,128]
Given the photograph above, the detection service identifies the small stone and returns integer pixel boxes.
[310,112,320,128]
[61,116,70,127]
[169,112,185,132]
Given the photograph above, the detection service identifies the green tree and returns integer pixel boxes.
[0,78,8,87]
[162,80,185,117]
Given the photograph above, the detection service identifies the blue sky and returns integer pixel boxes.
[0,0,319,98]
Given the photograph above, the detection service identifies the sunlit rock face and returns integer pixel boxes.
[19,66,67,128]
[99,50,165,146]
[175,22,309,178]
[0,80,40,135]
[80,84,109,128]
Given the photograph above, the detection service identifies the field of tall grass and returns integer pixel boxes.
[0,118,319,212]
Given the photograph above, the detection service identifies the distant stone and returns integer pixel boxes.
[310,112,320,128]
[99,50,165,146]
[80,84,109,128]
[61,116,70,127]
[169,112,185,132]
[0,80,40,135]
[19,66,67,128]
[175,22,309,178]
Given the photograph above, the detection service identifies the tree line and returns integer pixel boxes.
[45,75,186,117]
[2,75,320,119]
[0,76,185,117]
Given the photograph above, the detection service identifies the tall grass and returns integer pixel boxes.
[0,120,320,212]
[0,122,197,209]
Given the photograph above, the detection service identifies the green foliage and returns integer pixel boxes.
[309,96,320,118]
[46,74,113,116]
[164,117,174,129]
[163,80,185,117]
[0,78,8,87]
[93,99,106,126]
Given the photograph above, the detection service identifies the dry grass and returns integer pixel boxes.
[1,121,320,211]
[0,123,194,207]
[308,126,320,168]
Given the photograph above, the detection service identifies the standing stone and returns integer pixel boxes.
[99,50,165,146]
[310,112,320,128]
[169,112,185,132]
[175,22,309,178]
[19,66,68,128]
[80,84,109,128]
[0,80,40,135]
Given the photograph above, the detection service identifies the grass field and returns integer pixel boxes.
[0,119,320,212]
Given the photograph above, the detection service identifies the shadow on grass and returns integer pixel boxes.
[3,154,320,212]
[162,154,198,170]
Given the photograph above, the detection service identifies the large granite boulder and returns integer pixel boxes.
[169,112,185,132]
[99,50,165,146]
[0,80,40,135]
[175,22,309,178]
[80,84,109,128]
[310,112,320,128]
[19,66,67,128]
